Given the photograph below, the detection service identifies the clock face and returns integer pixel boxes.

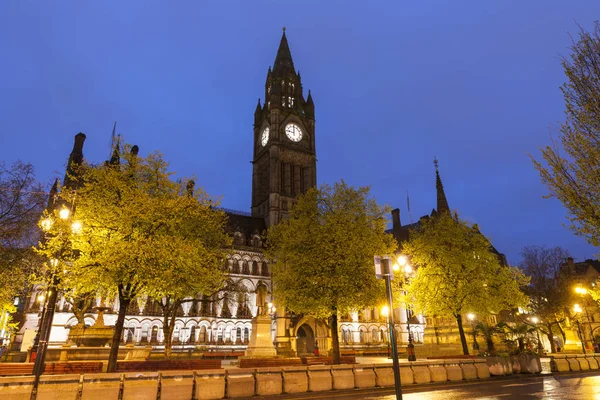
[261,127,269,147]
[285,123,302,142]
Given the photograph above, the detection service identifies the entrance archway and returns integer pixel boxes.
[296,324,315,356]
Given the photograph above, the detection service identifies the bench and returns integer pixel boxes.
[0,361,103,376]
[362,350,389,356]
[427,355,477,360]
[239,358,303,368]
[202,351,244,359]
[45,362,103,375]
[0,363,34,376]
[301,356,356,365]
[116,359,221,372]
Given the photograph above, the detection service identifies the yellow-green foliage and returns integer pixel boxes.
[36,144,231,309]
[266,181,397,318]
[401,212,529,318]
[532,22,600,249]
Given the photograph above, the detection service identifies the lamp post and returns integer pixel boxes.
[575,287,595,349]
[374,255,403,400]
[573,304,587,355]
[467,313,479,352]
[31,209,81,399]
[399,257,416,362]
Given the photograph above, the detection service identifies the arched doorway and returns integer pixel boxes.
[150,326,159,344]
[296,324,315,356]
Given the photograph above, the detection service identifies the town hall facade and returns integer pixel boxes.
[17,31,484,357]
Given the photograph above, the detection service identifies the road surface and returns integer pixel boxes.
[241,371,600,399]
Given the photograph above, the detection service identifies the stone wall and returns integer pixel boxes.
[0,359,493,399]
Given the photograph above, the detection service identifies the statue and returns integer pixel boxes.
[256,284,267,316]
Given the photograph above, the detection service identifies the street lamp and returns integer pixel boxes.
[400,261,416,362]
[375,255,403,400]
[574,286,594,349]
[467,313,479,352]
[573,304,587,355]
[32,210,81,397]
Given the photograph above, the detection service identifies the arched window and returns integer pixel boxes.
[371,328,378,343]
[242,260,250,275]
[261,263,269,276]
[236,328,242,344]
[251,235,261,248]
[190,326,197,343]
[252,261,259,275]
[342,328,352,344]
[199,326,207,343]
[359,330,365,344]
[231,260,240,274]
[234,233,244,246]
[244,328,250,344]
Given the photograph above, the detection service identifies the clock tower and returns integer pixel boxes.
[251,29,317,227]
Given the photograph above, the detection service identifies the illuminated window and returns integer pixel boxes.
[288,96,294,107]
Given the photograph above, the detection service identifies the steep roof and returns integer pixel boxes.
[272,29,295,77]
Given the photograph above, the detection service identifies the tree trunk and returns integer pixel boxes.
[330,307,340,364]
[546,323,556,353]
[107,285,131,373]
[456,314,469,355]
[161,300,179,359]
[486,337,495,353]
[518,338,525,352]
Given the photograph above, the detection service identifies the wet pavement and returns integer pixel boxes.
[241,371,600,399]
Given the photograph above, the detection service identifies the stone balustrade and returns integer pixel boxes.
[0,359,499,399]
[549,353,600,373]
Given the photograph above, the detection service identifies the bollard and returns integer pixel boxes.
[307,365,332,392]
[122,372,158,400]
[81,373,122,400]
[255,367,283,396]
[353,364,376,389]
[225,368,255,398]
[195,368,226,400]
[159,371,194,400]
[282,366,308,394]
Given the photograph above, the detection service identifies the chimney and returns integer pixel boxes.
[64,133,86,190]
[567,257,574,266]
[73,132,86,155]
[392,208,401,231]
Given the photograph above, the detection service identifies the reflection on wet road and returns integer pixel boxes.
[246,372,600,400]
[357,373,600,400]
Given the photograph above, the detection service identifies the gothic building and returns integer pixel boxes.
[17,30,497,358]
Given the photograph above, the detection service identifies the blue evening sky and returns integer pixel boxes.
[1,1,599,264]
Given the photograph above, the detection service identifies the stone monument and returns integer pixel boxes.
[244,285,277,357]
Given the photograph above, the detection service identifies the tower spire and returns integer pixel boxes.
[272,28,295,76]
[434,157,450,214]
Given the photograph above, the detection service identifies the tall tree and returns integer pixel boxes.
[519,245,571,353]
[402,212,529,355]
[266,181,396,364]
[532,22,600,248]
[0,161,45,335]
[37,144,229,370]
[144,181,231,358]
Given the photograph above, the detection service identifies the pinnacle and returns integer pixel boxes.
[272,29,295,76]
